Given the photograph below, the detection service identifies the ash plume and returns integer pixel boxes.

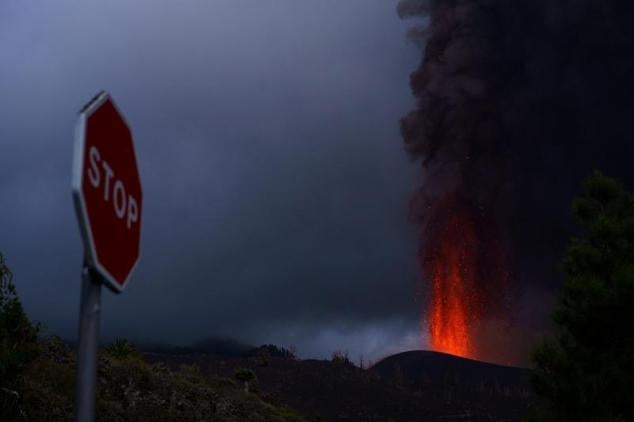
[399,0,634,363]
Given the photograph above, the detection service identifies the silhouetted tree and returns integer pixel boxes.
[330,350,352,366]
[252,344,296,359]
[531,172,634,421]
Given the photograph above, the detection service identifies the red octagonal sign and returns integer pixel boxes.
[72,92,143,293]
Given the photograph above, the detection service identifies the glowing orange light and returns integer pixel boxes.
[425,201,478,359]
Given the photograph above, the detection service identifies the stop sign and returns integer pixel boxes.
[72,92,143,292]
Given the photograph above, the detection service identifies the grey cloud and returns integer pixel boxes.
[1,0,422,358]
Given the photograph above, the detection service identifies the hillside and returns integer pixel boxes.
[6,335,534,421]
[370,350,532,420]
[144,347,533,421]
[9,337,303,422]
[372,350,529,390]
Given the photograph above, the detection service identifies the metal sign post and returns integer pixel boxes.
[71,91,143,421]
[73,263,102,422]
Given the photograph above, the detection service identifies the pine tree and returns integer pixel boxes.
[531,172,634,421]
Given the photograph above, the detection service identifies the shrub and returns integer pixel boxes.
[105,338,140,360]
[234,368,257,393]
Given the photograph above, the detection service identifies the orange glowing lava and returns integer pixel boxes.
[425,200,479,359]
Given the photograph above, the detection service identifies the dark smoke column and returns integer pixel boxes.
[398,0,634,364]
[397,0,515,361]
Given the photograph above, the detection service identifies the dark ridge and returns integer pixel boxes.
[139,338,296,359]
[371,349,530,390]
[142,347,532,420]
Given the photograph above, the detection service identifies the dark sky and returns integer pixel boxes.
[0,1,424,361]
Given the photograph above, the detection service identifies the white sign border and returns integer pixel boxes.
[72,91,141,294]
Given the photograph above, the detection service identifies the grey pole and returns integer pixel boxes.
[73,263,102,422]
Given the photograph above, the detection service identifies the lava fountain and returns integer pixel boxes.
[423,194,481,359]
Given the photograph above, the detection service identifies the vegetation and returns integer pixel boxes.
[21,337,303,421]
[105,338,141,360]
[0,253,40,420]
[531,171,634,421]
[330,350,353,366]
[234,368,257,393]
[253,344,296,360]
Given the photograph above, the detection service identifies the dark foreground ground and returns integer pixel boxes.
[10,337,532,421]
[144,348,533,421]
[12,338,303,422]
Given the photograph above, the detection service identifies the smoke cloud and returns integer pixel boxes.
[399,0,634,364]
